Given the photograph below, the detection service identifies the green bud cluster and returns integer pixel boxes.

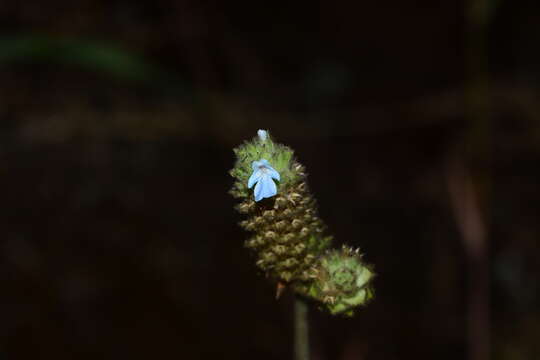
[230,131,374,316]
[295,246,375,316]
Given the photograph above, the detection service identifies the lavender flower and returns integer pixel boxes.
[248,159,280,201]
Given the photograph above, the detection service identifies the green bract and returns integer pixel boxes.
[301,246,375,316]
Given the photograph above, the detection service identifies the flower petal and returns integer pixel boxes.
[252,160,262,171]
[267,166,280,181]
[262,176,278,198]
[254,175,277,201]
[248,170,262,189]
[253,178,263,201]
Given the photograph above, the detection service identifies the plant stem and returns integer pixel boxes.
[464,0,492,360]
[294,297,309,360]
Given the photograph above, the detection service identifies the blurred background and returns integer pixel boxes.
[1,1,539,359]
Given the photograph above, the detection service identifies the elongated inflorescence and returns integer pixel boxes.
[230,130,374,315]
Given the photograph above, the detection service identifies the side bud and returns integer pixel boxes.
[298,246,375,316]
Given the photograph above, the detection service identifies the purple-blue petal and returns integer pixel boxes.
[248,170,262,189]
[252,160,262,171]
[250,159,280,201]
[253,175,277,202]
[262,176,277,197]
[253,178,263,201]
[267,166,280,181]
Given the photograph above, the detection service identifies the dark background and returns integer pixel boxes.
[1,1,539,359]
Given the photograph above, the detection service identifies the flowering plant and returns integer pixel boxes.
[230,130,374,316]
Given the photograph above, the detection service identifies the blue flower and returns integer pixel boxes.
[248,159,280,202]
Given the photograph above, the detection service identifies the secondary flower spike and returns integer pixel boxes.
[248,159,280,202]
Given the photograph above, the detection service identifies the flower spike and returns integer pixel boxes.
[230,129,374,316]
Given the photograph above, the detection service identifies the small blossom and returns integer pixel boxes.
[248,159,280,202]
[257,129,268,142]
